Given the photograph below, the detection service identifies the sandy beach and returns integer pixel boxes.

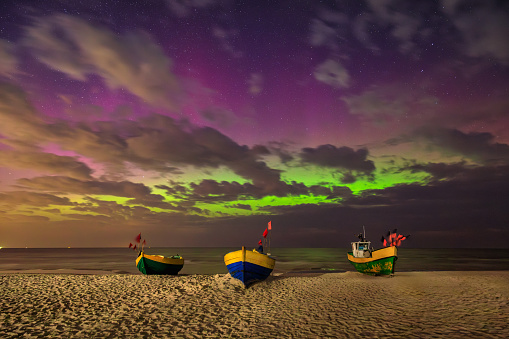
[1,271,508,338]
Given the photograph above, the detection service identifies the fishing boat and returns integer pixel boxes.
[136,251,184,275]
[224,246,276,287]
[347,229,398,275]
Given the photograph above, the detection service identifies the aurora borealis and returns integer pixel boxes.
[1,0,508,248]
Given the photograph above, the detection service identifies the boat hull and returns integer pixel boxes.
[136,252,184,275]
[347,246,397,275]
[224,247,275,287]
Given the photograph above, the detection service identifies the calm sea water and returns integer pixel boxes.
[0,248,508,274]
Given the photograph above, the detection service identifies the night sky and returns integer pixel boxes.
[1,0,508,248]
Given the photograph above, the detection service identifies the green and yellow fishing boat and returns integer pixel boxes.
[347,230,397,275]
[136,251,184,275]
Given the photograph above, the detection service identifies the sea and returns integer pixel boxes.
[0,247,508,275]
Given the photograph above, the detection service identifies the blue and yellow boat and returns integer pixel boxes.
[136,251,184,275]
[224,246,276,287]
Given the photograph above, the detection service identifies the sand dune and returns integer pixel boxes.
[1,271,508,338]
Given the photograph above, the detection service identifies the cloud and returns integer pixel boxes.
[247,73,263,95]
[342,84,438,127]
[0,40,18,78]
[0,151,93,180]
[314,59,350,88]
[166,0,221,18]
[0,212,50,223]
[351,163,509,219]
[300,144,376,174]
[200,107,238,128]
[230,204,252,210]
[16,176,155,198]
[249,163,508,246]
[72,196,175,222]
[0,84,287,192]
[318,0,508,66]
[308,9,348,51]
[190,179,257,200]
[441,0,509,65]
[187,178,353,202]
[212,26,243,58]
[0,191,72,207]
[127,117,284,191]
[366,0,426,54]
[0,83,48,141]
[414,127,509,165]
[311,1,432,56]
[402,161,468,180]
[23,14,180,110]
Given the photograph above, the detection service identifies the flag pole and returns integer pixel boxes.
[267,221,272,255]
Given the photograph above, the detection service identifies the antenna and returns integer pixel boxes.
[363,225,366,240]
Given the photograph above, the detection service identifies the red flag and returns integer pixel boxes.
[258,239,262,245]
[133,244,137,251]
[389,232,397,246]
[262,228,268,238]
[128,243,133,248]
[135,233,141,243]
[142,239,146,246]
[268,221,272,230]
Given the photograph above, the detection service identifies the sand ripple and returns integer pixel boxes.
[1,271,508,338]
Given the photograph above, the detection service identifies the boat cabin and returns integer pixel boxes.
[351,241,372,258]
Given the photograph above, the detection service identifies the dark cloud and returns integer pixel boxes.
[71,197,157,221]
[190,180,256,199]
[0,151,93,180]
[0,85,287,192]
[300,144,375,174]
[415,127,509,165]
[0,191,72,207]
[127,197,181,210]
[234,164,509,247]
[188,179,352,202]
[16,176,154,198]
[403,162,468,180]
[267,142,294,164]
[127,116,285,191]
[155,183,189,197]
[230,204,252,210]
[309,184,353,199]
